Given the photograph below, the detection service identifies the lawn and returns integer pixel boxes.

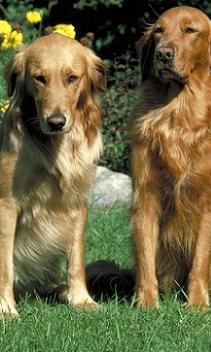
[0,207,211,352]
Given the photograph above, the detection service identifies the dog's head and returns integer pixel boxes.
[4,33,106,135]
[136,6,211,83]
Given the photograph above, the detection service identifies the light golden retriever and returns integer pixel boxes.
[129,6,211,309]
[0,32,106,316]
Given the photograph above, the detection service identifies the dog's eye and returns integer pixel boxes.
[33,75,46,84]
[68,75,79,84]
[154,27,163,34]
[185,27,197,34]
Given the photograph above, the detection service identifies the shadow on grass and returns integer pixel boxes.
[19,260,188,307]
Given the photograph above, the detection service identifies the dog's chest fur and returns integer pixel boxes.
[7,131,101,289]
[139,91,211,186]
[137,96,211,253]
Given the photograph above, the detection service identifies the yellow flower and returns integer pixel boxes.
[0,20,23,50]
[53,24,76,39]
[0,20,12,35]
[1,30,23,49]
[26,11,42,24]
[0,100,9,113]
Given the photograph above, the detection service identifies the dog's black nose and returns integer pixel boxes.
[156,47,174,62]
[47,114,66,131]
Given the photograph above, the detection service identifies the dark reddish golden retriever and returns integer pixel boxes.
[129,6,211,309]
[0,33,106,316]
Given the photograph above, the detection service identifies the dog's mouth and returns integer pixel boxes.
[156,67,188,84]
[41,125,72,135]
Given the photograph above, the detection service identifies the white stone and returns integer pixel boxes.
[89,166,132,208]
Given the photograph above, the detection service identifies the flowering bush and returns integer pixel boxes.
[0,20,23,49]
[0,7,76,50]
[0,10,43,49]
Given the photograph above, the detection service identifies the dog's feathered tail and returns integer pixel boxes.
[86,260,135,301]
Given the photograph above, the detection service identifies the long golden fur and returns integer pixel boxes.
[0,32,106,316]
[129,6,211,308]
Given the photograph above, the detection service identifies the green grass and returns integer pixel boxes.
[0,207,211,352]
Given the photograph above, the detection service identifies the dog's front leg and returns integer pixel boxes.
[132,201,160,309]
[187,210,211,309]
[61,206,98,310]
[0,199,18,316]
[131,146,161,309]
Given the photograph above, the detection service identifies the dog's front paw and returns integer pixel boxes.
[72,298,99,311]
[66,292,99,310]
[187,278,209,310]
[0,297,19,318]
[136,287,159,309]
[187,290,209,310]
[59,287,99,310]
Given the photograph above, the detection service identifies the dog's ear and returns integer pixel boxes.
[4,46,25,99]
[85,47,107,93]
[91,59,107,92]
[136,28,154,81]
